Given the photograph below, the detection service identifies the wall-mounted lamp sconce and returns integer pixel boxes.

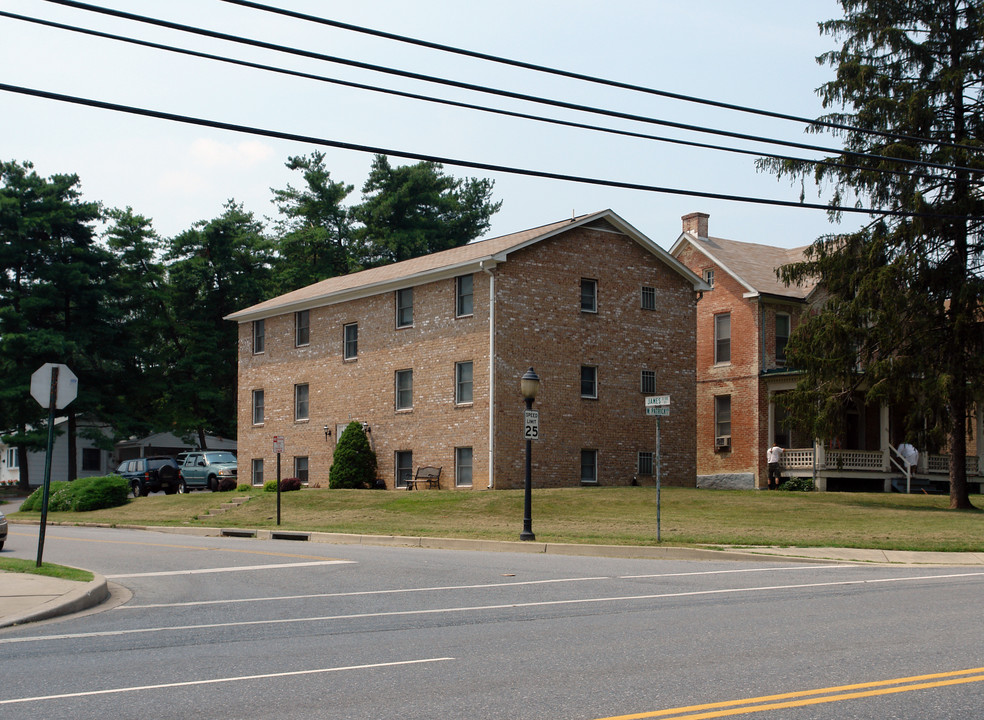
[362,421,371,434]
[323,425,330,441]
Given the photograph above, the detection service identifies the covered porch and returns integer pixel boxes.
[767,377,984,493]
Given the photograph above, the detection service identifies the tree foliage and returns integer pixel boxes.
[762,0,984,509]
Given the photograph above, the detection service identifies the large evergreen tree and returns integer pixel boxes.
[165,201,274,447]
[0,160,108,487]
[351,155,501,267]
[270,151,354,292]
[764,1,984,509]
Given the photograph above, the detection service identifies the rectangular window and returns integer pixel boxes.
[456,274,474,317]
[641,286,656,310]
[704,269,715,288]
[776,313,790,364]
[396,288,414,328]
[395,450,413,489]
[252,458,263,486]
[344,322,358,360]
[82,448,101,472]
[580,278,598,312]
[252,389,265,425]
[396,369,413,410]
[253,319,265,354]
[714,313,731,364]
[581,365,598,399]
[295,383,309,421]
[455,447,473,487]
[456,361,473,404]
[295,310,310,347]
[6,448,18,468]
[641,370,656,395]
[715,395,732,439]
[638,451,654,476]
[294,456,309,483]
[580,449,598,484]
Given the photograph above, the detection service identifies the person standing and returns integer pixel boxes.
[767,442,784,490]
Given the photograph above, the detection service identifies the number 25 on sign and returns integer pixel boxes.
[524,410,539,439]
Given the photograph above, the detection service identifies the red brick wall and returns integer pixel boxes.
[491,225,697,489]
[236,222,698,491]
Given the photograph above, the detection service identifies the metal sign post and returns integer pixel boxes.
[30,363,78,567]
[645,395,670,543]
[273,436,285,526]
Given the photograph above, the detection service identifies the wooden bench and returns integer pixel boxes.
[406,466,441,490]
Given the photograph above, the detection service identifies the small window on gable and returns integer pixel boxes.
[396,288,413,328]
[456,274,474,317]
[581,278,598,313]
[704,269,715,288]
[641,286,656,310]
[295,310,310,347]
[776,313,791,364]
[253,319,265,354]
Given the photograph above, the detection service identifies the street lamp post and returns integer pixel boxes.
[520,367,540,541]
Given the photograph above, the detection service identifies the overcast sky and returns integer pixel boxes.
[1,0,864,250]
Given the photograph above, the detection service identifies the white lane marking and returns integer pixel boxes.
[119,576,612,609]
[3,571,981,645]
[0,657,453,705]
[116,566,848,609]
[105,560,355,578]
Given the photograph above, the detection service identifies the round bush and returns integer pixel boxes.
[329,422,378,489]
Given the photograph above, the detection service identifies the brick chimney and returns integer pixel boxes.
[682,212,709,238]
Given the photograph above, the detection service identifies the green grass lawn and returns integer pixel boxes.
[0,557,94,582]
[9,486,984,552]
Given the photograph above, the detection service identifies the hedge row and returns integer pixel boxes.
[19,475,130,512]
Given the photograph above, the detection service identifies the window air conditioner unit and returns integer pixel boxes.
[715,436,731,451]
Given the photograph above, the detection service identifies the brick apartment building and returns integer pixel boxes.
[227,210,707,490]
[670,212,814,489]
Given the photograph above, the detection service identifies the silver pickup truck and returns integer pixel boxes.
[178,451,238,492]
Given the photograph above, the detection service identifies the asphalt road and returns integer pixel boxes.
[2,524,983,719]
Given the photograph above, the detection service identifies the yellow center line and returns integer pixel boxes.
[597,667,984,720]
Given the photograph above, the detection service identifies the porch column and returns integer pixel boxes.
[767,391,775,446]
[880,404,891,471]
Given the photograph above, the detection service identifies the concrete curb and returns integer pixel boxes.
[0,573,109,629]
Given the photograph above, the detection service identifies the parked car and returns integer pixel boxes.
[114,456,181,497]
[0,509,7,550]
[178,451,237,492]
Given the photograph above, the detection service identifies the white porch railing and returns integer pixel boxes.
[781,448,981,477]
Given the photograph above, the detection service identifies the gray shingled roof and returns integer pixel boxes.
[226,210,706,322]
[681,234,816,300]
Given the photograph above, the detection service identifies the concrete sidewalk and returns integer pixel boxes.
[3,528,984,630]
[0,571,109,629]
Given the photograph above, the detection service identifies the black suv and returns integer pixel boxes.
[115,456,181,496]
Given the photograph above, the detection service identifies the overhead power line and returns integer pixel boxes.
[1,82,977,223]
[1,10,949,186]
[218,0,984,155]
[38,0,983,178]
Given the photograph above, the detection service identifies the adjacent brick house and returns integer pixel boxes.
[671,212,984,492]
[670,212,814,489]
[227,210,707,490]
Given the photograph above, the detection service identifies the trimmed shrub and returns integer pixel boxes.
[19,476,128,512]
[329,422,378,489]
[779,477,815,492]
[263,478,302,492]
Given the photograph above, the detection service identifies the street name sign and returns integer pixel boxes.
[646,407,670,416]
[645,395,670,407]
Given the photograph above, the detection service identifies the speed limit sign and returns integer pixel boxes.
[524,410,539,440]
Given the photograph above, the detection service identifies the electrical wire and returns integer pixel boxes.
[1,82,977,222]
[37,0,984,178]
[0,9,951,186]
[216,0,984,155]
